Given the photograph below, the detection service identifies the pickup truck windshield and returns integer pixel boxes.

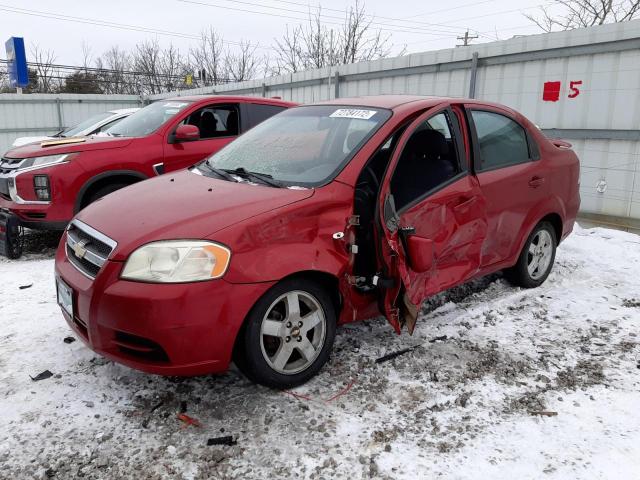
[205,105,391,186]
[106,101,192,137]
[61,112,114,137]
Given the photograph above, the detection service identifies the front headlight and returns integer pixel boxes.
[121,240,231,283]
[23,154,72,170]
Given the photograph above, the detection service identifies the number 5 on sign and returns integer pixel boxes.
[568,80,582,98]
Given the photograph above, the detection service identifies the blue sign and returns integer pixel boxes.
[5,37,28,88]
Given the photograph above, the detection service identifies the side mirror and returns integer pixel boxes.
[406,235,434,273]
[174,124,200,142]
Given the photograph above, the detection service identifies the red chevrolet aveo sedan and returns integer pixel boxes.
[54,95,580,388]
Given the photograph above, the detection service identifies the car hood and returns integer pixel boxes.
[5,135,135,159]
[75,169,315,261]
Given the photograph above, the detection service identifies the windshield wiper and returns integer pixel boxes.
[198,162,238,182]
[223,167,283,188]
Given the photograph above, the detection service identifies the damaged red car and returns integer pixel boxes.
[54,95,580,388]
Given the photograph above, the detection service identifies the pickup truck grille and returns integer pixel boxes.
[66,220,117,279]
[0,157,26,199]
[0,157,27,175]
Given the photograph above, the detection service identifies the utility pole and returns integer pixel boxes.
[457,30,478,47]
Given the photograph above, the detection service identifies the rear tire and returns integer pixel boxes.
[235,278,336,389]
[505,221,557,288]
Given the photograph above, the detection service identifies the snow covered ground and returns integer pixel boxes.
[0,225,639,480]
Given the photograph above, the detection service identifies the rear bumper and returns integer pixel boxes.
[54,238,274,376]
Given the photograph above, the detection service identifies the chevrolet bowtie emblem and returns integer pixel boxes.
[72,239,89,259]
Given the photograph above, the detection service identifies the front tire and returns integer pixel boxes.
[505,221,557,288]
[235,278,336,389]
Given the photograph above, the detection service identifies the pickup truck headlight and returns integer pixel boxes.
[25,154,72,169]
[121,240,231,283]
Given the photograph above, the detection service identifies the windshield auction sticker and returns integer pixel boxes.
[329,109,377,120]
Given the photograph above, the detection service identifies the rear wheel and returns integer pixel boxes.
[505,221,557,288]
[235,278,336,389]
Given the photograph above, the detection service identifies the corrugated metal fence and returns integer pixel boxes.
[152,20,640,228]
[0,94,142,154]
[1,21,639,227]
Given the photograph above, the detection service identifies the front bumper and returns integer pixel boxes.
[55,238,274,376]
[0,196,67,230]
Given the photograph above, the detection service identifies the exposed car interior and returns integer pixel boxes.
[352,111,461,284]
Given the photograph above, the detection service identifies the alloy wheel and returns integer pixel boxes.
[527,229,553,280]
[259,290,327,375]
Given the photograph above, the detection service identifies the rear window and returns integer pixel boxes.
[471,110,530,170]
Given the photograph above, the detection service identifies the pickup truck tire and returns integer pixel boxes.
[505,221,557,288]
[235,278,336,389]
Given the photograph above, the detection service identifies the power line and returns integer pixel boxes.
[0,4,272,51]
[178,0,470,37]
[0,59,207,81]
[190,0,481,35]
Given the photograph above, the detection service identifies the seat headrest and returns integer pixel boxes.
[346,130,367,151]
[406,129,449,157]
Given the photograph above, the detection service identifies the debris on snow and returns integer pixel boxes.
[177,413,201,428]
[29,370,53,381]
[63,336,75,344]
[374,344,423,363]
[207,436,237,446]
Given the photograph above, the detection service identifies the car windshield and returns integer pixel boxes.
[204,105,391,186]
[106,101,192,137]
[61,112,114,137]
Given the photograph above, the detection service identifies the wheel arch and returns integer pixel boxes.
[231,269,342,361]
[75,170,148,213]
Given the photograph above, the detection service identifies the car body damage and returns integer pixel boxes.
[53,95,580,387]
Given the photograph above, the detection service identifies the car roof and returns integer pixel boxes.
[309,94,517,114]
[309,95,449,110]
[162,95,297,107]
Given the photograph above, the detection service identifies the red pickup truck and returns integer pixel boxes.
[0,96,295,257]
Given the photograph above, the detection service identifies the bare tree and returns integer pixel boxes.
[272,1,395,75]
[81,41,93,73]
[133,39,163,95]
[190,27,227,86]
[272,25,306,74]
[95,46,134,94]
[225,41,260,82]
[525,0,640,32]
[339,1,393,64]
[30,43,58,92]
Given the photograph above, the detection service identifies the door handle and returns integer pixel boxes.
[453,196,477,212]
[528,176,545,188]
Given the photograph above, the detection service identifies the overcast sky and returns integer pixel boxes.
[1,0,548,66]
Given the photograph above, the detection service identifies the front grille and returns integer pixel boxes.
[0,157,27,175]
[0,157,28,199]
[65,220,117,279]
